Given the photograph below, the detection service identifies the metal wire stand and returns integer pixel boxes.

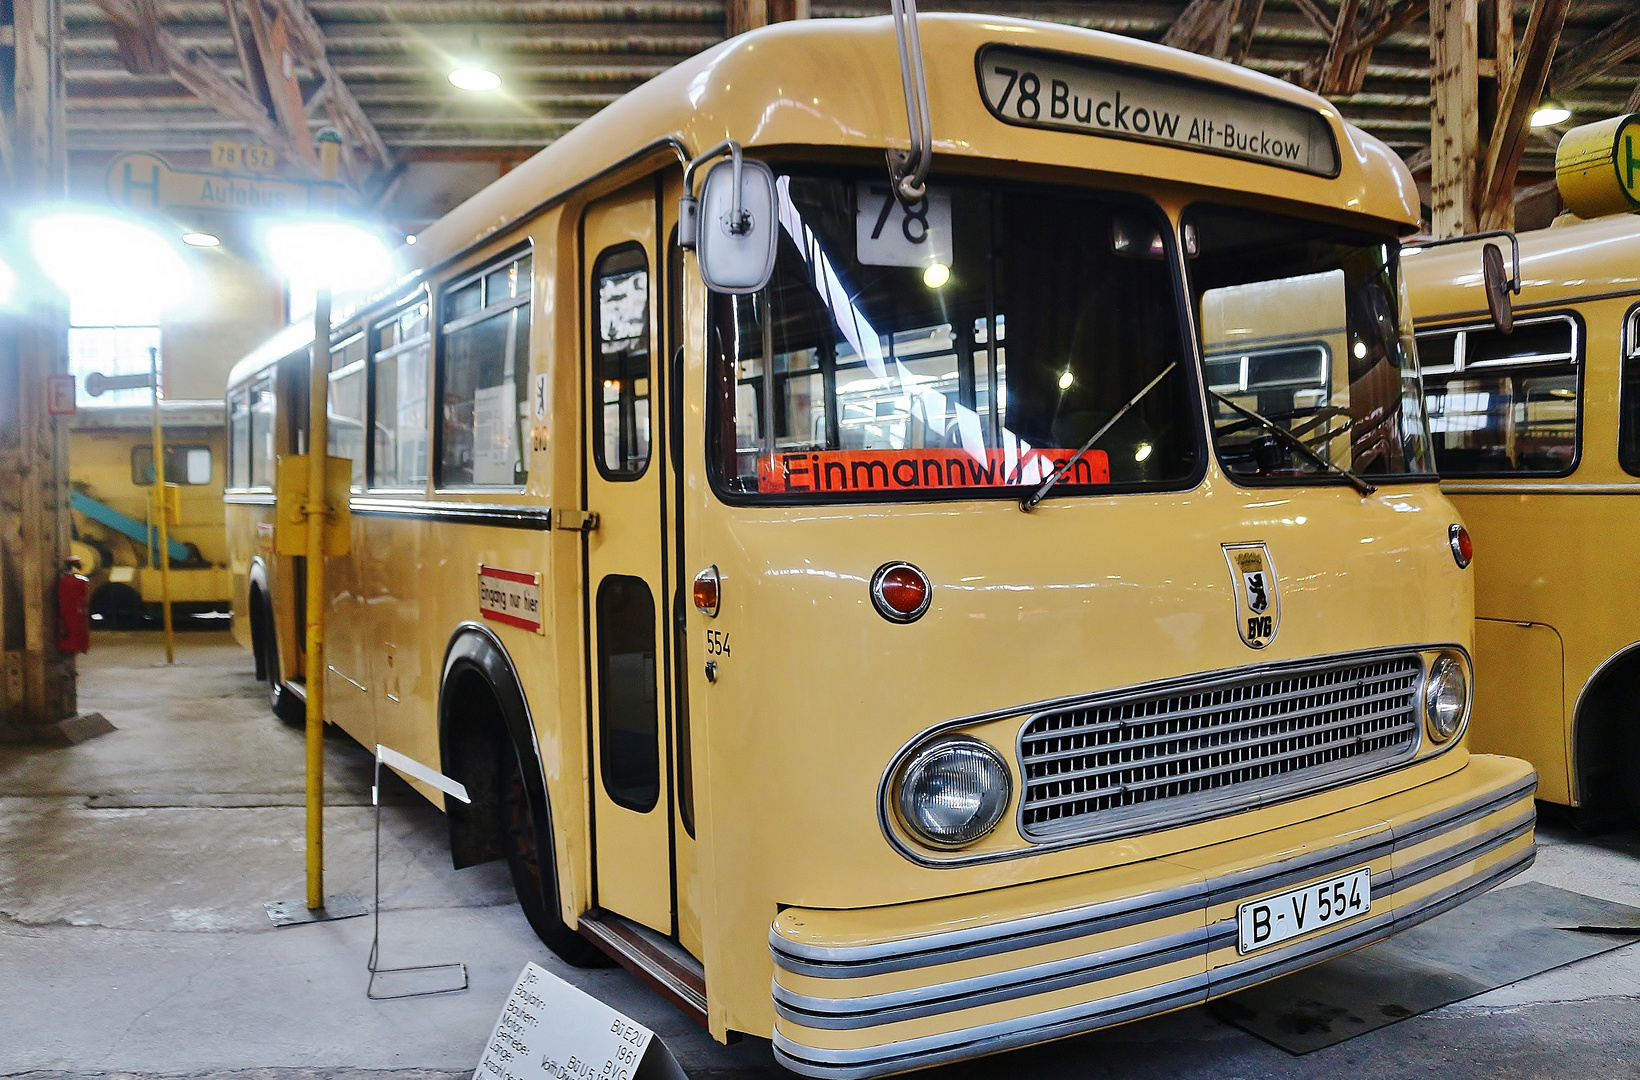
[366,749,468,1000]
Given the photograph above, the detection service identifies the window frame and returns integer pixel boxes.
[434,244,534,492]
[703,170,1208,507]
[328,332,368,492]
[227,386,251,490]
[367,288,432,492]
[1181,200,1439,490]
[1618,301,1640,478]
[590,240,655,483]
[1417,311,1585,481]
[248,370,278,491]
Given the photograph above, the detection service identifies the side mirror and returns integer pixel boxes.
[694,157,778,295]
[1482,242,1513,335]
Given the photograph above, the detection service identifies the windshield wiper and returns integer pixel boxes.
[1209,391,1376,496]
[1020,361,1178,512]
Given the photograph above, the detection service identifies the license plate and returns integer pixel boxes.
[1236,866,1371,954]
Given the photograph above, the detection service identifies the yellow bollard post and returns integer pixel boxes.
[305,129,343,911]
[148,346,175,664]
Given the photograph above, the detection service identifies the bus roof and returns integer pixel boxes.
[229,13,1419,391]
[1404,212,1640,326]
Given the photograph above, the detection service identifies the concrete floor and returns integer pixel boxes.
[2,632,1638,1080]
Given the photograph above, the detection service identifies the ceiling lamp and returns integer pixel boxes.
[181,232,221,247]
[449,65,501,92]
[1530,97,1571,128]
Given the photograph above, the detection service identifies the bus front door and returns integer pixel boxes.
[581,183,675,936]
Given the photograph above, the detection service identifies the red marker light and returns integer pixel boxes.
[871,562,932,623]
[1449,524,1473,569]
[693,565,720,617]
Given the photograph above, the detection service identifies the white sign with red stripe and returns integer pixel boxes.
[478,565,543,633]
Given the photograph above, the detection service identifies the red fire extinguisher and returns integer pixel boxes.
[57,557,91,654]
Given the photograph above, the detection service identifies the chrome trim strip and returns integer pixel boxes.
[1442,482,1640,495]
[776,763,1526,977]
[771,880,1207,976]
[772,841,1536,1079]
[877,643,1463,869]
[349,497,553,529]
[1388,811,1535,896]
[772,926,1205,1029]
[772,970,1211,1077]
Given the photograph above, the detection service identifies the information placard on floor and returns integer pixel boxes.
[474,962,687,1080]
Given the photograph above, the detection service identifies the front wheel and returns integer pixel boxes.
[501,747,611,968]
[254,595,304,727]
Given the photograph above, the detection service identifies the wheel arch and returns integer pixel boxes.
[1571,638,1640,815]
[439,622,556,876]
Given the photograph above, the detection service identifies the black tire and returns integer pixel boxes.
[255,594,304,727]
[501,746,611,968]
[1620,716,1640,828]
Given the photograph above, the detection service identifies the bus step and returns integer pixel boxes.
[577,909,707,1026]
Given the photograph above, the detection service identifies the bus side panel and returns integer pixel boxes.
[1471,618,1570,803]
[225,502,269,652]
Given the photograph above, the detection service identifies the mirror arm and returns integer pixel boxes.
[1406,229,1522,293]
[678,139,745,250]
[887,0,932,203]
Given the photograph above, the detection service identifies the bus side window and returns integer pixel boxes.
[229,389,250,488]
[1420,316,1579,477]
[1622,306,1640,476]
[132,445,212,485]
[597,575,660,813]
[329,334,367,491]
[439,252,532,488]
[592,245,652,479]
[250,375,276,489]
[371,295,430,489]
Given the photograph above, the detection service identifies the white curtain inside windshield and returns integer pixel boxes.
[709,175,1199,499]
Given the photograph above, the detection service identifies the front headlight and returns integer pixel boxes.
[895,737,1012,848]
[1425,654,1469,742]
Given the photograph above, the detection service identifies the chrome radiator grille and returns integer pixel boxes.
[1018,653,1424,840]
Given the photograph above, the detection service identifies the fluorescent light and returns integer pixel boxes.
[1530,103,1571,128]
[263,219,394,296]
[449,66,501,92]
[181,231,221,247]
[28,209,194,322]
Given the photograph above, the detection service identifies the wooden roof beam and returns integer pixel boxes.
[108,0,166,75]
[262,0,391,172]
[1477,0,1570,231]
[1161,0,1265,63]
[1550,7,1640,96]
[1298,0,1427,96]
[92,0,316,172]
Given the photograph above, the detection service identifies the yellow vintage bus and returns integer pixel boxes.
[1405,135,1640,825]
[225,15,1534,1074]
[69,399,233,625]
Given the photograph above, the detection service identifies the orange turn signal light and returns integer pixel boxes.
[693,565,720,617]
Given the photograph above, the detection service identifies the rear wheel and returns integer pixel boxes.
[1619,716,1640,827]
[501,747,610,968]
[254,593,303,727]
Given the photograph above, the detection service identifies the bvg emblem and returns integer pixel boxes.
[1223,543,1280,649]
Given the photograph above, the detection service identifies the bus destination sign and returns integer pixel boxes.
[977,45,1339,177]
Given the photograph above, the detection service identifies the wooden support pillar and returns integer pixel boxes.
[1429,0,1479,237]
[0,0,79,740]
[727,0,806,38]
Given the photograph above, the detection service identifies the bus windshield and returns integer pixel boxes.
[709,173,1201,500]
[1183,204,1435,482]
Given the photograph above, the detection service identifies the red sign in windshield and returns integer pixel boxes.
[757,448,1110,494]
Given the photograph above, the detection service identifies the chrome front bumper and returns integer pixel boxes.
[770,756,1536,1079]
